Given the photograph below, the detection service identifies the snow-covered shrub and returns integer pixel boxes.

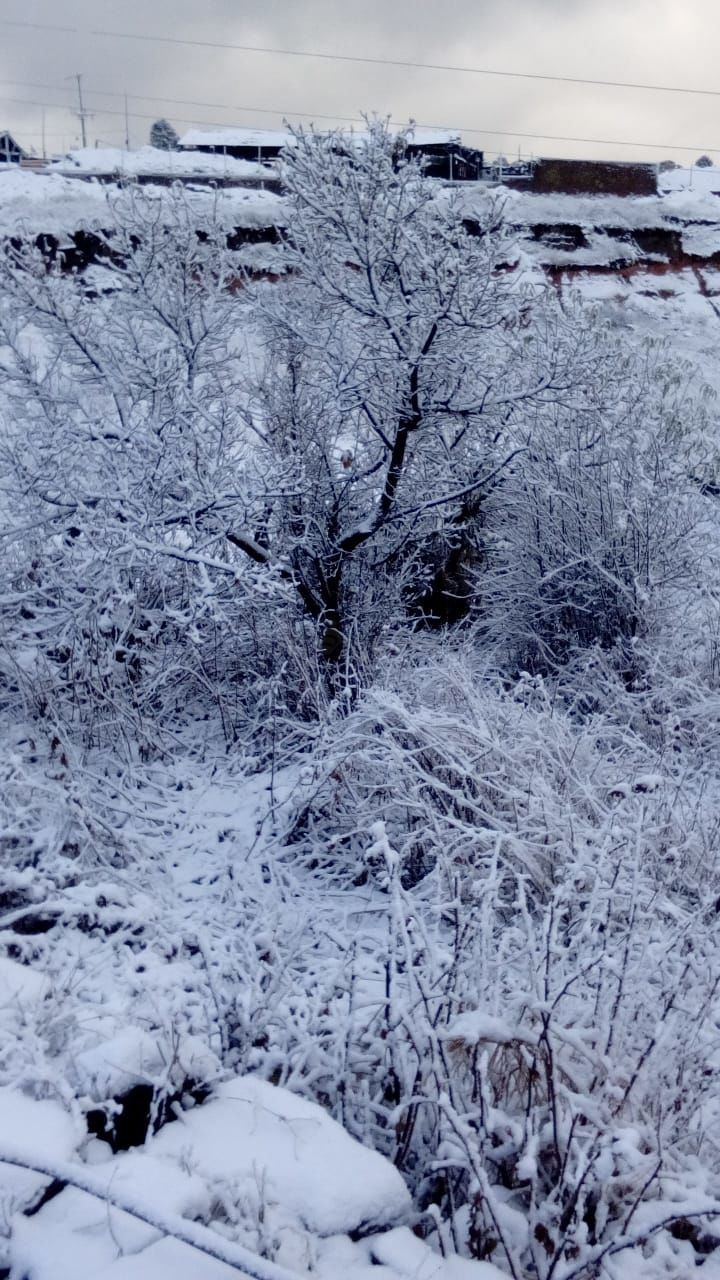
[280,654,720,1273]
[284,652,690,893]
[479,324,709,677]
[374,826,720,1277]
[1,126,708,747]
[0,191,292,752]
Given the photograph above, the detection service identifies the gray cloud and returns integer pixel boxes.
[1,0,718,162]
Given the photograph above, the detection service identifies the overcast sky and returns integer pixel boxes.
[1,0,719,162]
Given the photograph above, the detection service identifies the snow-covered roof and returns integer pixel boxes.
[324,125,461,145]
[405,127,462,147]
[48,146,274,180]
[180,127,295,150]
[330,126,461,148]
[178,125,462,153]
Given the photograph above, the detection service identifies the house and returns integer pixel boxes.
[180,124,484,182]
[324,127,484,181]
[482,159,535,184]
[179,128,295,163]
[404,129,484,181]
[0,132,26,164]
[48,146,283,192]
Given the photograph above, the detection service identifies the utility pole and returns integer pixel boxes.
[68,73,89,148]
[124,93,130,150]
[41,107,46,161]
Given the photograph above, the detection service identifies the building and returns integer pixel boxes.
[482,159,535,184]
[180,125,484,182]
[528,158,657,197]
[179,128,295,163]
[47,146,283,192]
[404,129,484,181]
[0,132,26,164]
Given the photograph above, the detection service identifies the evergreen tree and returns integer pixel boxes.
[150,118,179,151]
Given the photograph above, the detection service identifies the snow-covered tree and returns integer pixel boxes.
[239,121,710,697]
[0,123,706,744]
[0,189,270,748]
[150,118,179,151]
[245,121,594,687]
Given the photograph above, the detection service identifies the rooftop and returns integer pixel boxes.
[178,124,462,151]
[180,127,296,150]
[48,146,273,181]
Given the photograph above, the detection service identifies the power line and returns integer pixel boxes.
[0,92,355,132]
[0,76,367,126]
[1,90,717,158]
[4,16,720,101]
[3,19,75,33]
[1,78,717,157]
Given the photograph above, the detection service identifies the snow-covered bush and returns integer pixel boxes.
[281,654,720,1273]
[0,190,291,752]
[480,326,709,676]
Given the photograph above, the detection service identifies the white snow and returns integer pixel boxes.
[90,1238,240,1280]
[371,1227,506,1277]
[150,1075,413,1237]
[0,1089,80,1231]
[71,1026,221,1102]
[682,222,720,257]
[12,1082,488,1280]
[523,230,645,268]
[442,1010,536,1046]
[0,955,48,1004]
[405,127,461,146]
[0,168,285,235]
[15,1143,503,1280]
[452,183,720,232]
[10,1150,212,1279]
[3,129,720,1280]
[659,163,720,195]
[72,1027,171,1098]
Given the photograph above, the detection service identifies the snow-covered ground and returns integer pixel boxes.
[659,163,720,195]
[0,739,507,1279]
[445,178,720,393]
[0,167,285,235]
[566,265,720,395]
